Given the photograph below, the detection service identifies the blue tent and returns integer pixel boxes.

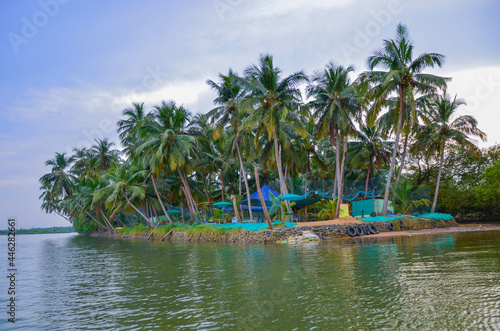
[241,185,280,209]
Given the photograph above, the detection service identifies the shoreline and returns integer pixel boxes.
[83,217,488,244]
[359,223,500,239]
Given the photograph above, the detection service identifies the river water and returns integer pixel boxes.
[1,231,499,330]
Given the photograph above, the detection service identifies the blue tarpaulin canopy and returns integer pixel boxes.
[241,185,280,209]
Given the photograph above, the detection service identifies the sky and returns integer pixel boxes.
[1,0,499,229]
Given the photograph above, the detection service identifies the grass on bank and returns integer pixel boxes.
[391,216,458,231]
[117,223,241,240]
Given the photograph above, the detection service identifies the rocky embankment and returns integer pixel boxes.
[86,217,459,244]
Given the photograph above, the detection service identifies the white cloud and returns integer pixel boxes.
[114,80,210,109]
[442,66,500,147]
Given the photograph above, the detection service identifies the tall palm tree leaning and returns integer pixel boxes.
[207,69,255,220]
[307,62,359,218]
[360,23,449,215]
[39,152,76,200]
[137,101,199,223]
[94,162,155,227]
[412,92,486,212]
[242,54,307,209]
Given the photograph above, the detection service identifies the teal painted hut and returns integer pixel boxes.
[352,199,393,218]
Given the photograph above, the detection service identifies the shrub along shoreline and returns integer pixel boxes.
[85,216,459,244]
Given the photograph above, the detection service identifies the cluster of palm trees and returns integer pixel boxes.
[39,24,486,232]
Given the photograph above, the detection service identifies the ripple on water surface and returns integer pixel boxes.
[0,231,499,330]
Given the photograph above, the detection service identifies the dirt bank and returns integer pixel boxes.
[357,223,500,239]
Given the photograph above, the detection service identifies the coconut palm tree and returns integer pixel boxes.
[117,102,147,141]
[71,178,110,231]
[242,54,307,200]
[39,152,76,200]
[295,112,328,194]
[137,100,199,221]
[360,23,449,214]
[89,138,120,173]
[412,92,486,212]
[207,69,255,220]
[377,94,431,183]
[307,62,360,218]
[94,163,155,227]
[117,102,148,157]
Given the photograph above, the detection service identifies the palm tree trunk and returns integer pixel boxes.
[238,170,242,195]
[201,175,213,215]
[273,129,289,195]
[180,185,196,219]
[54,211,71,223]
[186,173,199,214]
[220,169,225,201]
[330,123,339,196]
[382,87,405,214]
[431,141,445,212]
[335,137,347,218]
[100,209,115,232]
[321,172,325,208]
[72,199,107,231]
[396,132,409,183]
[254,165,272,228]
[123,192,155,227]
[152,207,160,225]
[231,195,242,223]
[152,176,174,225]
[335,127,341,197]
[178,170,198,214]
[180,194,185,222]
[277,142,292,218]
[365,155,373,194]
[304,154,309,194]
[235,135,254,221]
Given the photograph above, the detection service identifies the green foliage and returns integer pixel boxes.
[73,215,99,233]
[472,160,500,219]
[409,144,499,220]
[318,199,338,220]
[208,208,224,222]
[118,224,150,236]
[394,216,458,230]
[0,227,74,235]
[184,224,240,238]
[391,180,431,214]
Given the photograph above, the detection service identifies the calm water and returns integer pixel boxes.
[1,231,499,330]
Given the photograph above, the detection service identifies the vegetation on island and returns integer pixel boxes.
[39,24,498,234]
[0,226,75,235]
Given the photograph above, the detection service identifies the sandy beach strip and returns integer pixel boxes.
[296,217,500,238]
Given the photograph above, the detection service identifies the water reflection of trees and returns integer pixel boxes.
[31,232,500,329]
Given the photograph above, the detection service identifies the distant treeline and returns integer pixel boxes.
[0,226,75,235]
